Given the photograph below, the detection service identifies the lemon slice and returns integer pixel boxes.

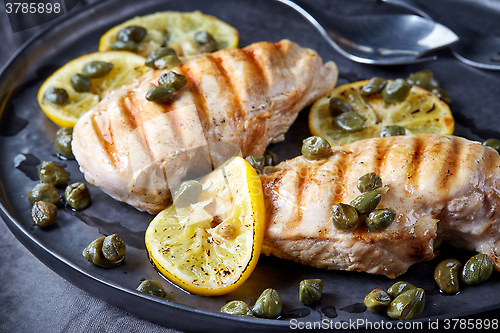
[309,80,455,146]
[37,51,150,127]
[145,157,265,296]
[99,11,239,57]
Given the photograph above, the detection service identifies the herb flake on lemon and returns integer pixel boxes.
[145,156,265,296]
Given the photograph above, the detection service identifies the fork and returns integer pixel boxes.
[276,0,458,65]
[380,0,500,70]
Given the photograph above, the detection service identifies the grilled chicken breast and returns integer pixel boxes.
[72,40,338,214]
[260,134,500,278]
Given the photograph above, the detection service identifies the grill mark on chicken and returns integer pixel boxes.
[90,114,118,167]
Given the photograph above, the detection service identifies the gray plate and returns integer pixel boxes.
[1,0,500,331]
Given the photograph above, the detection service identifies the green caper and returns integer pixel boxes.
[31,201,57,228]
[154,54,181,69]
[111,40,138,52]
[483,138,500,154]
[365,208,396,231]
[329,97,353,117]
[380,125,406,137]
[65,182,91,210]
[360,77,387,96]
[331,203,358,230]
[195,31,218,53]
[81,61,113,78]
[364,288,391,313]
[117,25,147,43]
[136,280,166,298]
[252,288,282,319]
[173,180,202,208]
[263,151,278,167]
[334,111,366,133]
[158,71,187,90]
[55,127,74,159]
[387,288,425,320]
[220,300,254,316]
[382,79,411,104]
[301,136,331,160]
[145,86,175,103]
[406,69,439,91]
[145,47,177,68]
[28,183,60,205]
[70,74,91,93]
[387,281,416,298]
[83,237,121,268]
[102,234,127,262]
[350,191,382,215]
[38,161,69,186]
[431,88,452,104]
[44,87,68,105]
[357,172,382,193]
[434,259,462,294]
[299,279,323,305]
[245,155,265,174]
[461,253,494,285]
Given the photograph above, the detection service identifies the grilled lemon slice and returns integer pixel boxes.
[99,11,239,57]
[309,80,454,146]
[145,157,265,296]
[37,51,150,127]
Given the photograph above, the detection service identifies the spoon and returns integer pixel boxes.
[276,0,459,65]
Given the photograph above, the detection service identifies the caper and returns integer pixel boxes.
[263,151,278,167]
[145,47,177,68]
[65,182,91,210]
[158,71,187,90]
[387,288,425,320]
[387,281,416,298]
[117,25,147,43]
[81,61,113,78]
[136,280,166,298]
[334,111,366,133]
[173,180,202,208]
[111,40,138,53]
[431,88,452,104]
[364,288,391,313]
[329,97,353,117]
[406,69,439,91]
[145,86,175,103]
[102,234,127,262]
[382,79,411,103]
[195,31,218,53]
[434,259,462,294]
[44,87,68,105]
[357,172,382,193]
[31,201,57,228]
[331,203,358,230]
[252,288,282,319]
[483,138,500,154]
[350,191,382,215]
[365,208,396,230]
[220,300,254,316]
[299,279,323,305]
[38,161,69,186]
[245,155,265,174]
[70,74,91,93]
[380,125,406,138]
[83,237,122,268]
[55,127,74,159]
[28,183,60,205]
[301,136,331,160]
[461,253,493,285]
[360,77,387,96]
[154,54,181,69]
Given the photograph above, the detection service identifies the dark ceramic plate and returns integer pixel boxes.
[1,0,500,331]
